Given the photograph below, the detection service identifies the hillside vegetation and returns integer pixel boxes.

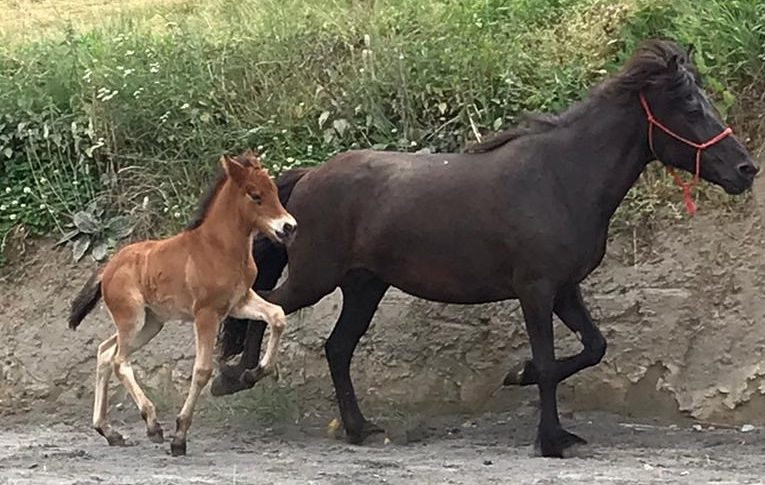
[1,0,763,262]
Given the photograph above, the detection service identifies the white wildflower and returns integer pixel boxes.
[4,187,11,193]
[0,204,6,210]
[39,204,45,210]
[180,103,190,110]
[126,50,135,56]
[9,214,16,220]
[173,212,181,218]
[23,187,31,194]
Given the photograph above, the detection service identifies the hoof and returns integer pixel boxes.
[218,363,244,380]
[210,372,253,397]
[147,424,165,444]
[240,366,269,386]
[347,420,386,445]
[100,429,127,447]
[170,439,187,457]
[502,360,537,386]
[535,427,588,458]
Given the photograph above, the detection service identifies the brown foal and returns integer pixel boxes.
[68,150,297,456]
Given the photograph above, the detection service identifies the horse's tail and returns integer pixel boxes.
[217,167,311,361]
[68,270,103,330]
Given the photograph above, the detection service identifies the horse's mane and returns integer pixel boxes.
[186,151,261,230]
[465,39,698,154]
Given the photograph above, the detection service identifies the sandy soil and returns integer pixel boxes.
[2,408,764,485]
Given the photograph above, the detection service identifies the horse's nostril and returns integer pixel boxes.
[738,162,759,178]
[283,222,296,234]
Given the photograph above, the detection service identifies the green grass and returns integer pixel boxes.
[0,0,764,262]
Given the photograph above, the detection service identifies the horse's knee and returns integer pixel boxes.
[267,308,286,330]
[586,334,607,365]
[194,366,213,383]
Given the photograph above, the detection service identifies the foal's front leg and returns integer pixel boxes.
[170,308,220,456]
[228,289,287,386]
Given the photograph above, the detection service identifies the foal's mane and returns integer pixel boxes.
[185,151,262,230]
[465,39,699,154]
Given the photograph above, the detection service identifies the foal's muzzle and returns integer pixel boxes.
[272,217,297,244]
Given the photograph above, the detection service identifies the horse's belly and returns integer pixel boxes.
[375,257,517,304]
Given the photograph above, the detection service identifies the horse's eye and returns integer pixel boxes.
[684,93,697,104]
[249,193,262,204]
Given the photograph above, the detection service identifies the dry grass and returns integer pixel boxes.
[0,0,190,39]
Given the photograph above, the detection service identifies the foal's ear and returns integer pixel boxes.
[220,154,248,184]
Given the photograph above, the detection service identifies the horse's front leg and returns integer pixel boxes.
[516,279,586,458]
[210,318,267,396]
[227,290,287,386]
[504,283,606,386]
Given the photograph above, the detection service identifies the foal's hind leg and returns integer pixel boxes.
[504,283,606,387]
[326,273,389,444]
[92,334,125,446]
[107,308,165,445]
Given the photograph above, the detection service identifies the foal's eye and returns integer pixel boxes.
[249,193,262,204]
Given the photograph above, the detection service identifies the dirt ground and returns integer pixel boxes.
[2,407,764,485]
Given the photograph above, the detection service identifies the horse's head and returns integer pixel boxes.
[628,40,758,195]
[220,150,297,243]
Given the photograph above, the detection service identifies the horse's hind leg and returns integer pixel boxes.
[110,307,165,445]
[92,333,125,446]
[170,309,220,456]
[504,283,606,387]
[326,272,389,444]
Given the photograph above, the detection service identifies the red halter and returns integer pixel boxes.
[639,92,733,215]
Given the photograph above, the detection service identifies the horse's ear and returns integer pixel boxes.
[241,149,263,169]
[667,54,680,73]
[220,154,248,183]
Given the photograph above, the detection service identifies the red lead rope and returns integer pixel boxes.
[639,92,733,215]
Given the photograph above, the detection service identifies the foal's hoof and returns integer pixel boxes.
[147,424,165,444]
[210,372,253,397]
[170,439,187,457]
[347,420,386,445]
[241,366,269,386]
[535,428,588,458]
[502,360,537,386]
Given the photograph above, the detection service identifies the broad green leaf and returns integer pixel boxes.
[73,211,100,234]
[72,236,91,262]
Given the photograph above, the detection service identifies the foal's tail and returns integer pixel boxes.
[68,271,103,330]
[217,167,311,361]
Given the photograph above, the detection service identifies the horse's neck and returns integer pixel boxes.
[559,99,652,225]
[195,183,256,260]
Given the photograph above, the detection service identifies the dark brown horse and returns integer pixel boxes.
[211,40,758,457]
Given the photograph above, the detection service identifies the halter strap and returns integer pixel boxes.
[639,92,733,214]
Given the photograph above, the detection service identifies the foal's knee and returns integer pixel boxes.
[194,366,213,383]
[267,308,286,330]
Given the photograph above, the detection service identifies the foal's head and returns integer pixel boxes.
[220,150,297,243]
[614,40,758,194]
